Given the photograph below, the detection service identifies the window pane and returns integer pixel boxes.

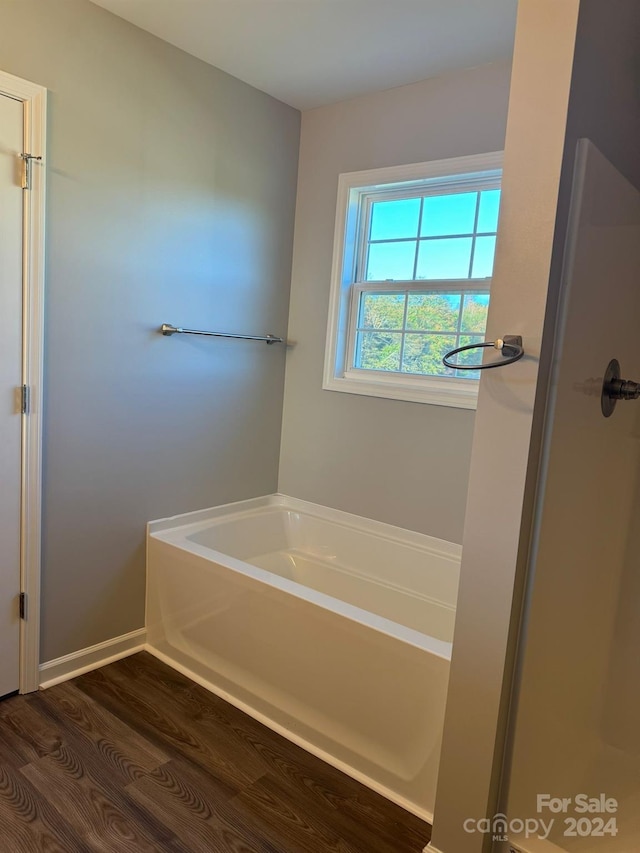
[477,189,501,233]
[406,293,461,331]
[356,331,401,371]
[402,334,456,377]
[455,334,485,380]
[471,235,496,278]
[416,237,472,279]
[420,192,477,237]
[366,241,416,281]
[460,293,490,333]
[359,293,405,329]
[370,198,421,241]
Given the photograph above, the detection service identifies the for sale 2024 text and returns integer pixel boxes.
[537,793,618,839]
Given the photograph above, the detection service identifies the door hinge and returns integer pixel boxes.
[20,153,42,191]
[19,593,27,620]
[20,385,30,415]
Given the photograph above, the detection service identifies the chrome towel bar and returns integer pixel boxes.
[160,323,283,345]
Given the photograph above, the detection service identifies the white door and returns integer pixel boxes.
[505,140,640,851]
[0,92,24,697]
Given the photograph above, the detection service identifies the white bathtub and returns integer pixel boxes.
[146,494,460,821]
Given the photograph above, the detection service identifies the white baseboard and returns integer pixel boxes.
[39,628,147,689]
[424,843,444,853]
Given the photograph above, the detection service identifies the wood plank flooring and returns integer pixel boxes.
[0,652,432,852]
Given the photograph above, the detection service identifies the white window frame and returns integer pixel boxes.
[323,151,503,409]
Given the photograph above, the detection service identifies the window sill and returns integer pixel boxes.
[323,371,479,409]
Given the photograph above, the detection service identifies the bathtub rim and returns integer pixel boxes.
[146,494,458,660]
[148,492,461,562]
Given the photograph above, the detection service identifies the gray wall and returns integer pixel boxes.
[278,62,512,544]
[0,0,300,661]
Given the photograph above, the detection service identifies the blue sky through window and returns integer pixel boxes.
[365,189,501,281]
[417,237,472,279]
[370,198,421,240]
[421,192,477,237]
[477,189,500,233]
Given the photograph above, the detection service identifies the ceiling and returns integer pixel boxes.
[90,0,517,111]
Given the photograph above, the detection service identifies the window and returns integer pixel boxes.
[323,152,503,408]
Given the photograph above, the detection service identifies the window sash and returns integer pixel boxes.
[348,177,499,381]
[346,280,491,380]
[354,177,501,284]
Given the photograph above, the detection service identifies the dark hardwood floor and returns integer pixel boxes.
[0,652,432,852]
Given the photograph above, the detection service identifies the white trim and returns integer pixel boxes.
[424,843,445,853]
[331,152,504,193]
[0,69,47,694]
[323,151,503,409]
[324,371,480,409]
[39,629,147,689]
[146,644,434,825]
[0,68,46,102]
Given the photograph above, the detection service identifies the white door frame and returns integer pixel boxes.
[0,69,47,694]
